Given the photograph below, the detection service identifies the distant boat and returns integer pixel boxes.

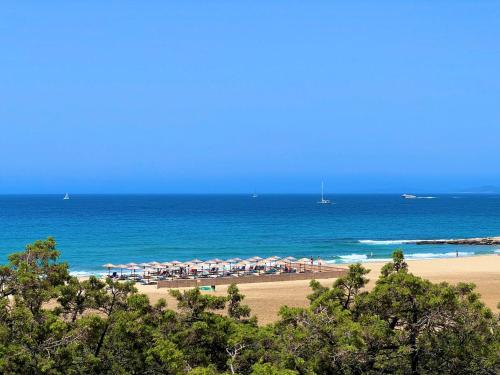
[63,193,70,200]
[317,182,332,204]
[401,194,417,199]
[252,190,258,198]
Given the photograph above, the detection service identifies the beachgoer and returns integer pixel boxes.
[318,256,322,271]
[310,256,313,265]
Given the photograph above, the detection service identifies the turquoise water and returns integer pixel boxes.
[1,194,499,275]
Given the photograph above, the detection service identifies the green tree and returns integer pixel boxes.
[380,248,408,277]
[170,287,227,320]
[0,239,498,375]
[227,283,252,321]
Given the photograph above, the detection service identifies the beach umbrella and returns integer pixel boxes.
[295,257,311,272]
[160,262,171,267]
[170,260,182,266]
[194,262,209,275]
[102,263,115,275]
[127,265,140,276]
[127,262,138,267]
[253,256,264,261]
[282,256,297,261]
[296,258,310,263]
[235,260,250,270]
[149,261,162,271]
[206,259,224,275]
[226,257,242,272]
[115,264,127,277]
[142,267,156,276]
[245,257,258,262]
[139,262,151,268]
[148,262,160,270]
[207,258,224,264]
[189,258,204,264]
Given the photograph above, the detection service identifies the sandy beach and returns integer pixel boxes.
[134,255,500,324]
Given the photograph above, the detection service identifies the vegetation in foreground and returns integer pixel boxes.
[0,238,498,374]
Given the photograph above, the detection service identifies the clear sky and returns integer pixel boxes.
[1,1,499,193]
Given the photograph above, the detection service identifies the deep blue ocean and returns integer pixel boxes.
[1,194,499,275]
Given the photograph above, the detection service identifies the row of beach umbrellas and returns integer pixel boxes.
[102,256,312,275]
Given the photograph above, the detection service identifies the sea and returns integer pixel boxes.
[1,194,499,276]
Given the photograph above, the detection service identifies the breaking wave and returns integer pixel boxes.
[326,254,392,264]
[327,250,481,264]
[359,239,418,245]
[70,270,103,277]
[405,252,475,259]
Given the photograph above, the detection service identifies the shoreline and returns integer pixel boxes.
[71,251,500,277]
[81,254,499,324]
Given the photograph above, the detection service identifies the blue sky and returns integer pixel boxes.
[1,1,499,193]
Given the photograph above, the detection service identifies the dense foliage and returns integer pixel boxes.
[0,238,498,374]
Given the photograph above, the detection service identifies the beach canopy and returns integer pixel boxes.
[102,263,116,268]
[226,257,242,263]
[282,256,297,261]
[207,258,224,263]
[149,262,161,267]
[194,263,209,269]
[139,262,151,267]
[296,258,311,263]
[245,257,258,262]
[170,260,182,265]
[252,256,264,261]
[160,262,171,267]
[127,265,141,270]
[127,262,138,267]
[188,258,203,264]
[235,260,250,266]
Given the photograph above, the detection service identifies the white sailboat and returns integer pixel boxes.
[401,194,417,199]
[317,182,332,204]
[63,193,70,200]
[252,189,258,198]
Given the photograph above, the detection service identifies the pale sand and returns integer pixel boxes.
[134,255,500,325]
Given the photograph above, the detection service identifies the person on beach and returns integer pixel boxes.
[310,256,314,266]
[317,256,322,271]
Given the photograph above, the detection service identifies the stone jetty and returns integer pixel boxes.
[415,237,500,245]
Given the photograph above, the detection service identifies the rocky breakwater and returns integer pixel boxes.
[415,237,500,245]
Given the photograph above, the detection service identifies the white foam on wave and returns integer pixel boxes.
[339,254,367,261]
[327,249,483,264]
[70,270,103,277]
[359,239,417,245]
[406,251,474,260]
[326,254,393,264]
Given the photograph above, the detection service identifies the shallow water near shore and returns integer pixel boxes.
[0,194,499,275]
